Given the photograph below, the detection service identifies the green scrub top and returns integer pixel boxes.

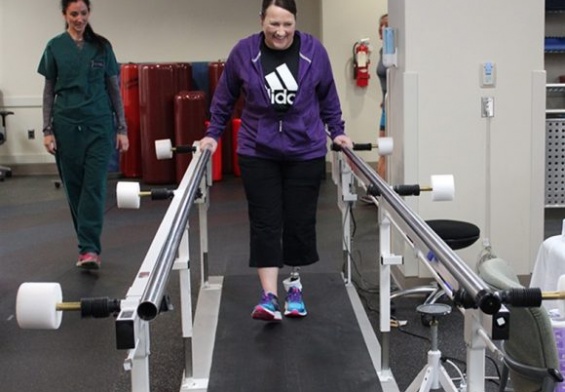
[37,32,119,125]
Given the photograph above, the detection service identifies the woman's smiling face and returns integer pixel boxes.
[261,4,296,50]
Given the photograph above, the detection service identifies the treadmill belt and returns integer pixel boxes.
[207,273,382,392]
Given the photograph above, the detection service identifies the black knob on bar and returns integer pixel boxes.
[80,297,121,318]
[393,184,422,196]
[352,143,372,151]
[175,145,196,154]
[151,188,175,200]
[498,288,543,307]
[367,184,381,197]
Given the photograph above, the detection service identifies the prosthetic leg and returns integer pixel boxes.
[282,267,307,317]
[283,267,302,292]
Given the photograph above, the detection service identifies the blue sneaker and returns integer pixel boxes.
[284,286,307,317]
[251,291,282,321]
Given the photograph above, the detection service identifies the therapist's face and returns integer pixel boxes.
[63,1,90,37]
[261,5,296,50]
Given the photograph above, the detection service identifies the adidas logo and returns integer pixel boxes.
[265,63,298,105]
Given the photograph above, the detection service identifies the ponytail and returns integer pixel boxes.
[84,23,111,53]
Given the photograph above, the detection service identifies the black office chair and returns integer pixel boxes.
[478,257,563,392]
[391,219,481,304]
[0,110,14,180]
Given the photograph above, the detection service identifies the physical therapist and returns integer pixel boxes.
[38,0,129,270]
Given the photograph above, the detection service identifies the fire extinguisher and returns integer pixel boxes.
[353,39,371,88]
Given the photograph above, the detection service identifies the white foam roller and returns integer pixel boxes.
[16,283,63,330]
[430,175,455,201]
[155,139,173,160]
[117,181,141,209]
[558,275,565,318]
[377,137,393,156]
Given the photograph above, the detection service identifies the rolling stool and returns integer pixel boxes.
[391,219,481,306]
[0,110,15,181]
[406,303,459,392]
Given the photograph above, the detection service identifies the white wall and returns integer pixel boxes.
[388,0,546,276]
[322,0,388,162]
[4,0,381,166]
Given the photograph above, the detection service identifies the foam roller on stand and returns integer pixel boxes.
[430,175,455,201]
[116,181,142,209]
[16,283,63,330]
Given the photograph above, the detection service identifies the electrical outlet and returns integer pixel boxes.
[481,97,494,118]
[27,129,35,139]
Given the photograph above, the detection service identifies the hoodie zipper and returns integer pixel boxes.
[279,120,283,133]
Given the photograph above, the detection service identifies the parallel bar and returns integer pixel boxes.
[340,146,500,314]
[137,149,212,321]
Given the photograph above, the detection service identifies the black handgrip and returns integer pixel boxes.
[498,288,543,307]
[352,143,372,151]
[393,184,421,196]
[330,143,342,152]
[176,145,196,154]
[81,297,121,318]
[151,188,175,200]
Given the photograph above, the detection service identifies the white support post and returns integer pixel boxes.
[332,150,357,285]
[173,222,194,381]
[178,157,220,391]
[464,309,487,392]
[175,230,192,338]
[342,200,352,285]
[128,321,151,392]
[378,208,402,385]
[339,157,358,286]
[197,165,210,285]
[379,215,392,334]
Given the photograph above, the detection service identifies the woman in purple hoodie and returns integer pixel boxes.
[200,0,352,322]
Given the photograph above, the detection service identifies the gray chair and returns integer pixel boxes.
[478,257,563,392]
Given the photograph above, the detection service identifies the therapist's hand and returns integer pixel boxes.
[117,134,129,152]
[43,135,57,155]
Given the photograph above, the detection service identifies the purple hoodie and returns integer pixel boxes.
[206,31,345,160]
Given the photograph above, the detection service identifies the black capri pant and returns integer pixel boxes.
[238,155,326,268]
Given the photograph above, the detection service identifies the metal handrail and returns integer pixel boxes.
[137,148,211,321]
[339,146,501,314]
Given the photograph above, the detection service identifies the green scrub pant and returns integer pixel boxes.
[54,119,113,255]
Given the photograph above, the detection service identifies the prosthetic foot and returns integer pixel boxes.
[282,268,307,317]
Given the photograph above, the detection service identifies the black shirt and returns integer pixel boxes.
[261,34,300,113]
